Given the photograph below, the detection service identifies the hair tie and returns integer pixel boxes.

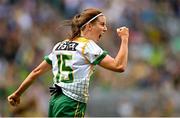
[81,13,103,29]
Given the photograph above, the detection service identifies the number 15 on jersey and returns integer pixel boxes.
[55,54,74,83]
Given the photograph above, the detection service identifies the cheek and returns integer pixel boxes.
[92,28,101,34]
[92,26,102,35]
[96,27,103,33]
[96,29,102,36]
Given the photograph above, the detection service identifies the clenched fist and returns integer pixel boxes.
[117,27,129,41]
[7,93,20,106]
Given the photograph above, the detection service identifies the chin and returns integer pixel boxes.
[94,35,102,42]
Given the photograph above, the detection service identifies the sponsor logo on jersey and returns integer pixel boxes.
[55,41,78,51]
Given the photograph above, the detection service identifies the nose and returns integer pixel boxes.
[103,25,107,32]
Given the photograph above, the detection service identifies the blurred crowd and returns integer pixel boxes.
[0,0,179,117]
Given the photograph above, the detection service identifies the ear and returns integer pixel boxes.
[85,23,93,31]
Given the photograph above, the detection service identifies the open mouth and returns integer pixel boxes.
[99,34,102,38]
[99,33,104,38]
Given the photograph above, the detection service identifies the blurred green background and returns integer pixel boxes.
[0,0,180,117]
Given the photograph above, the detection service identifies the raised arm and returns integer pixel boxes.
[7,60,52,106]
[99,26,129,72]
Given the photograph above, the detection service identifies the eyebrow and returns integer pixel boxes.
[97,21,106,25]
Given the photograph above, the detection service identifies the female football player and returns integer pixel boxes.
[8,8,129,117]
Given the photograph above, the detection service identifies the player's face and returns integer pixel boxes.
[91,15,107,42]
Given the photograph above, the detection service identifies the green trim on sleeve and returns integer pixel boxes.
[44,56,52,65]
[92,51,108,65]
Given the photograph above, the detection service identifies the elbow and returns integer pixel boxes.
[116,65,126,72]
[119,68,125,72]
[31,68,41,79]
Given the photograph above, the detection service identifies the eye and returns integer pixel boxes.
[100,22,105,26]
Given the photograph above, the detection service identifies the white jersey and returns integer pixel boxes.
[44,37,107,103]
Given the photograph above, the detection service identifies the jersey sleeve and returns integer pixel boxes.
[84,40,108,65]
[44,53,53,65]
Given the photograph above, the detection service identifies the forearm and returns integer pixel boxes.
[14,70,39,96]
[115,38,128,71]
[13,61,51,96]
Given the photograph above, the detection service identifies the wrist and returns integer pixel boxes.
[120,36,128,40]
[121,38,128,43]
[14,91,21,97]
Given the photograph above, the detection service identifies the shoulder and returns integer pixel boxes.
[75,37,89,43]
[75,37,99,48]
[86,40,101,49]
